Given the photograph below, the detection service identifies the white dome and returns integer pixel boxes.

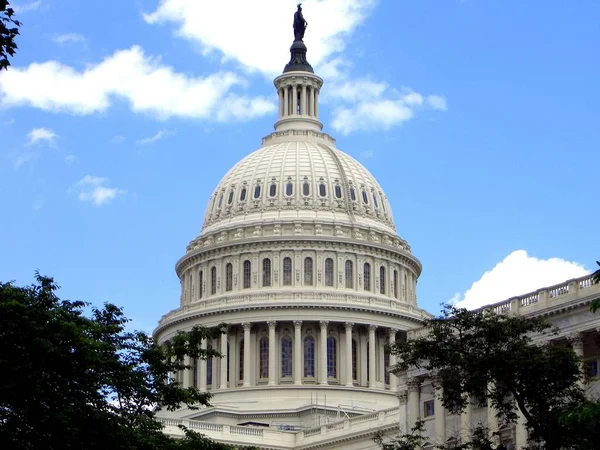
[202,136,396,236]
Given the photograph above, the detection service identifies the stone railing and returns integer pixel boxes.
[157,406,399,448]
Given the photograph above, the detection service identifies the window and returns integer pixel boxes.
[259,337,269,379]
[198,270,203,299]
[379,266,386,295]
[393,270,398,298]
[269,183,277,198]
[352,340,358,380]
[381,194,386,213]
[364,262,371,291]
[283,257,292,286]
[424,400,435,417]
[217,193,223,208]
[350,187,356,201]
[225,263,233,292]
[302,181,310,196]
[334,185,342,199]
[281,337,293,377]
[587,360,599,378]
[327,337,337,378]
[210,266,217,295]
[373,192,379,208]
[227,189,234,205]
[285,182,293,196]
[239,340,244,381]
[362,190,369,204]
[304,336,315,377]
[325,258,334,287]
[304,257,313,286]
[384,352,390,385]
[345,260,354,289]
[403,273,407,299]
[253,185,262,199]
[207,344,213,386]
[240,186,247,201]
[319,183,326,197]
[192,358,198,388]
[243,260,251,289]
[262,258,272,287]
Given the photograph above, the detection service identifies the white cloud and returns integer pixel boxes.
[64,154,77,165]
[451,250,590,310]
[14,152,34,168]
[73,175,126,206]
[427,95,448,111]
[51,33,87,45]
[26,127,58,145]
[12,1,41,13]
[0,46,275,121]
[359,150,374,160]
[137,129,171,145]
[144,0,376,76]
[111,135,125,144]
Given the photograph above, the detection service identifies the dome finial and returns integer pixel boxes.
[284,4,313,73]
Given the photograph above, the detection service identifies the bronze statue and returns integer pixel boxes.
[293,3,307,41]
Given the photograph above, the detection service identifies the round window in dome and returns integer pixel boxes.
[217,193,224,208]
[362,190,369,204]
[350,187,356,201]
[319,183,327,197]
[228,189,235,205]
[302,182,310,196]
[285,182,293,196]
[254,185,262,199]
[334,185,342,199]
[240,187,247,202]
[373,192,379,208]
[269,183,277,198]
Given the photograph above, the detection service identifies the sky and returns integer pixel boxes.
[1,0,599,330]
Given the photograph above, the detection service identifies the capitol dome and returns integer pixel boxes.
[154,23,431,449]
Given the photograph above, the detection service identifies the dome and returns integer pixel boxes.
[202,134,397,236]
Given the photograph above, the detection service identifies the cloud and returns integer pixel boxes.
[2,119,15,126]
[144,0,376,76]
[72,175,126,206]
[427,95,448,111]
[64,154,77,165]
[359,150,374,160]
[136,129,171,145]
[26,127,58,145]
[451,250,590,310]
[0,46,275,121]
[12,1,41,13]
[14,152,35,169]
[51,33,87,45]
[111,135,125,144]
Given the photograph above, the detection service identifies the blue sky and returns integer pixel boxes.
[1,0,598,330]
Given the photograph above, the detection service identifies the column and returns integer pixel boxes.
[309,87,315,116]
[434,390,446,443]
[292,84,298,115]
[199,338,207,392]
[388,329,398,391]
[314,89,319,117]
[569,332,585,388]
[219,331,228,389]
[368,325,377,388]
[242,323,251,387]
[487,386,499,446]
[183,356,192,388]
[460,399,472,444]
[294,321,302,385]
[301,84,307,115]
[319,321,328,385]
[345,322,354,386]
[407,378,421,430]
[268,321,277,386]
[278,88,284,117]
[515,407,528,449]
[283,86,289,116]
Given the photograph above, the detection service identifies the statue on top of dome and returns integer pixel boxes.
[293,3,308,41]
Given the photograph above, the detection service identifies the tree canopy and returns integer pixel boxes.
[1,0,20,70]
[387,305,597,450]
[0,273,251,450]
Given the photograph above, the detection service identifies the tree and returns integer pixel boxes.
[589,261,600,313]
[388,305,596,450]
[1,0,21,70]
[0,273,252,450]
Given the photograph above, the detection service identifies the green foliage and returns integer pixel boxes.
[590,261,600,313]
[391,305,587,450]
[1,0,21,70]
[0,273,245,450]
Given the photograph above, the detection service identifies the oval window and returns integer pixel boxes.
[286,182,293,196]
[350,187,356,201]
[269,184,277,198]
[302,182,310,196]
[319,183,326,197]
[240,187,247,201]
[228,189,235,205]
[217,193,223,208]
[373,192,379,208]
[334,185,342,199]
[254,185,262,199]
[362,190,369,204]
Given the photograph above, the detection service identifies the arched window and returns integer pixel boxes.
[350,187,357,201]
[259,337,269,379]
[253,185,262,199]
[334,185,342,199]
[304,257,313,286]
[285,182,293,196]
[227,189,235,205]
[319,183,326,197]
[225,263,233,292]
[239,340,244,381]
[217,193,223,209]
[207,344,213,386]
[345,260,354,289]
[303,336,315,377]
[362,190,369,204]
[325,258,334,287]
[373,192,379,208]
[262,258,272,287]
[363,263,371,291]
[210,266,217,295]
[283,257,292,286]
[281,337,293,378]
[302,181,310,196]
[379,266,386,295]
[269,183,277,198]
[243,260,251,289]
[240,186,247,201]
[327,337,337,378]
[198,270,203,299]
[352,340,358,381]
[393,270,398,299]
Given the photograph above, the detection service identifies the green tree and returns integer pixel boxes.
[388,305,595,450]
[1,0,21,70]
[0,273,250,450]
[589,261,600,313]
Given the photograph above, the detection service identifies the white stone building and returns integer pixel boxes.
[152,29,600,450]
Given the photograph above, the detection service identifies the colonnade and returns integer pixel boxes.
[175,321,400,393]
[277,83,319,118]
